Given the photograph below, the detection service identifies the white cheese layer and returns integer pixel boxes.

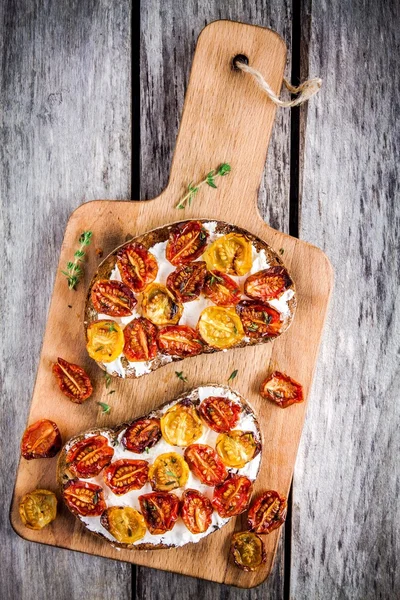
[71,386,261,548]
[97,222,293,378]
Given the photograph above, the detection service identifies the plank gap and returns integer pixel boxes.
[288,0,302,239]
[285,0,303,596]
[283,483,294,600]
[131,0,141,201]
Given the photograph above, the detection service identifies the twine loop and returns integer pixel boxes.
[235,61,322,108]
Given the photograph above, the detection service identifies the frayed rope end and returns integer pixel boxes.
[236,61,322,108]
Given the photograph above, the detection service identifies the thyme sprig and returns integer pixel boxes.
[176,163,231,209]
[62,231,92,290]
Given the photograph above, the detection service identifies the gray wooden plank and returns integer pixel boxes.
[0,1,132,599]
[139,0,292,596]
[291,0,400,598]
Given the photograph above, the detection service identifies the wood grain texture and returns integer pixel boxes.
[291,0,400,598]
[140,6,292,596]
[0,1,132,599]
[140,0,292,230]
[10,20,333,589]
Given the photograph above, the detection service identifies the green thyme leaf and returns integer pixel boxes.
[206,171,217,188]
[97,401,111,414]
[279,248,284,255]
[217,163,231,176]
[263,311,272,325]
[108,390,116,395]
[104,373,112,388]
[228,369,238,384]
[188,183,198,194]
[175,371,188,382]
[79,231,93,245]
[209,272,224,286]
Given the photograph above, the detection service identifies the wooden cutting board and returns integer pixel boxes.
[10,20,333,588]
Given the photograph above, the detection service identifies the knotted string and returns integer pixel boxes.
[235,61,322,107]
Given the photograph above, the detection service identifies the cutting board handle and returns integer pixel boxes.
[163,20,287,214]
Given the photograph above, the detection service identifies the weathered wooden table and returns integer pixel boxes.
[1,1,399,598]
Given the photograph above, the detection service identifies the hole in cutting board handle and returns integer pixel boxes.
[232,54,249,70]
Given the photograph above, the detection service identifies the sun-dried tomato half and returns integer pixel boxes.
[52,357,93,403]
[19,489,57,530]
[203,270,241,306]
[198,396,241,433]
[157,325,204,357]
[103,459,149,494]
[148,452,189,491]
[203,233,252,276]
[116,242,158,292]
[138,492,180,535]
[198,306,244,349]
[212,474,253,518]
[141,284,183,326]
[122,417,162,454]
[184,444,227,486]
[86,320,124,363]
[21,419,62,460]
[63,480,106,517]
[216,430,260,468]
[244,266,292,302]
[91,279,137,317]
[181,489,213,534]
[260,371,303,408]
[247,490,287,534]
[166,221,209,266]
[236,300,282,338]
[166,261,207,302]
[66,435,114,478]
[100,506,146,544]
[161,400,203,447]
[123,318,158,362]
[230,531,266,571]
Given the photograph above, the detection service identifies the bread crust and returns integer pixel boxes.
[57,385,262,550]
[84,219,296,378]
